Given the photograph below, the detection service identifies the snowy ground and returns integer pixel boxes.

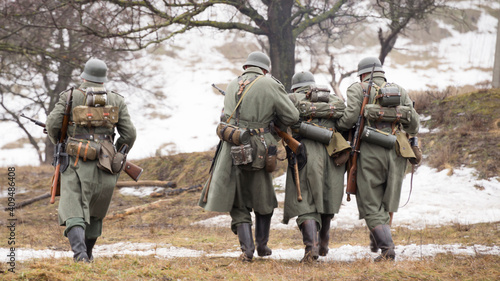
[3,242,500,262]
[1,163,499,262]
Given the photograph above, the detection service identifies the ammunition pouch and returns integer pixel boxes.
[376,86,401,107]
[364,104,412,125]
[395,131,417,160]
[297,101,344,119]
[325,131,352,166]
[216,122,250,145]
[97,140,125,174]
[231,144,253,166]
[66,137,100,161]
[72,105,119,128]
[361,127,397,149]
[298,122,333,144]
[232,134,268,171]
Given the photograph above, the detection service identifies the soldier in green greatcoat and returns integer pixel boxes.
[282,71,348,262]
[199,51,299,262]
[336,57,421,261]
[46,58,136,262]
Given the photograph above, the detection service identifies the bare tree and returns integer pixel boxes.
[68,0,358,91]
[0,1,135,163]
[375,0,445,65]
[493,13,500,88]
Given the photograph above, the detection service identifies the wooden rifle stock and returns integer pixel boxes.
[123,161,143,182]
[346,64,376,202]
[273,125,302,154]
[50,88,73,204]
[274,125,303,201]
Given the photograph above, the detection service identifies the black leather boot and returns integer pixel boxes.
[255,213,272,257]
[67,226,90,262]
[369,230,379,253]
[371,224,395,261]
[319,214,334,256]
[300,220,319,263]
[237,223,255,262]
[85,238,97,261]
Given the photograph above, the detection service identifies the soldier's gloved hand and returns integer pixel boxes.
[408,138,422,165]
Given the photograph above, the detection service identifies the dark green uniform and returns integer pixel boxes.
[199,67,299,232]
[282,86,346,227]
[46,81,136,238]
[336,72,419,229]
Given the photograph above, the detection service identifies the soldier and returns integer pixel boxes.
[336,57,421,261]
[282,71,348,262]
[199,51,299,262]
[46,58,136,262]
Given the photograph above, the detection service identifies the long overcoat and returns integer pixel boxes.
[282,86,346,224]
[336,72,419,228]
[46,81,136,226]
[199,67,299,214]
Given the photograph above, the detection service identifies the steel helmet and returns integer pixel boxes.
[243,51,271,72]
[357,57,384,77]
[291,71,315,91]
[81,58,108,83]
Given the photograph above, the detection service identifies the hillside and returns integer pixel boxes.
[411,88,500,180]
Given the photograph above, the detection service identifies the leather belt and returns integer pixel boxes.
[73,134,113,141]
[248,127,271,136]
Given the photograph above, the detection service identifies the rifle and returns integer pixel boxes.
[123,160,143,182]
[20,113,48,134]
[274,125,303,201]
[50,87,74,204]
[345,63,376,202]
[212,84,226,96]
[117,144,143,182]
[273,125,302,154]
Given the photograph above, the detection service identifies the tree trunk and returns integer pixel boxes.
[43,61,75,164]
[493,15,500,88]
[379,28,399,65]
[267,0,295,91]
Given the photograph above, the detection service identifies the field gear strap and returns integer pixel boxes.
[226,75,263,124]
[400,164,415,208]
[372,82,387,102]
[74,142,82,166]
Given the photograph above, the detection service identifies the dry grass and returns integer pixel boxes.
[4,254,499,281]
[410,88,500,179]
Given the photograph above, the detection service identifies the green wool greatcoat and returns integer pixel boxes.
[199,67,299,231]
[336,72,419,229]
[46,81,136,234]
[282,86,346,227]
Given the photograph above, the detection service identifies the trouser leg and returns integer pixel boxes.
[318,214,334,256]
[300,220,319,263]
[255,212,272,257]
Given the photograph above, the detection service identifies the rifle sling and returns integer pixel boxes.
[226,75,263,124]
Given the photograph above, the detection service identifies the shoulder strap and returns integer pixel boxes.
[227,75,264,124]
